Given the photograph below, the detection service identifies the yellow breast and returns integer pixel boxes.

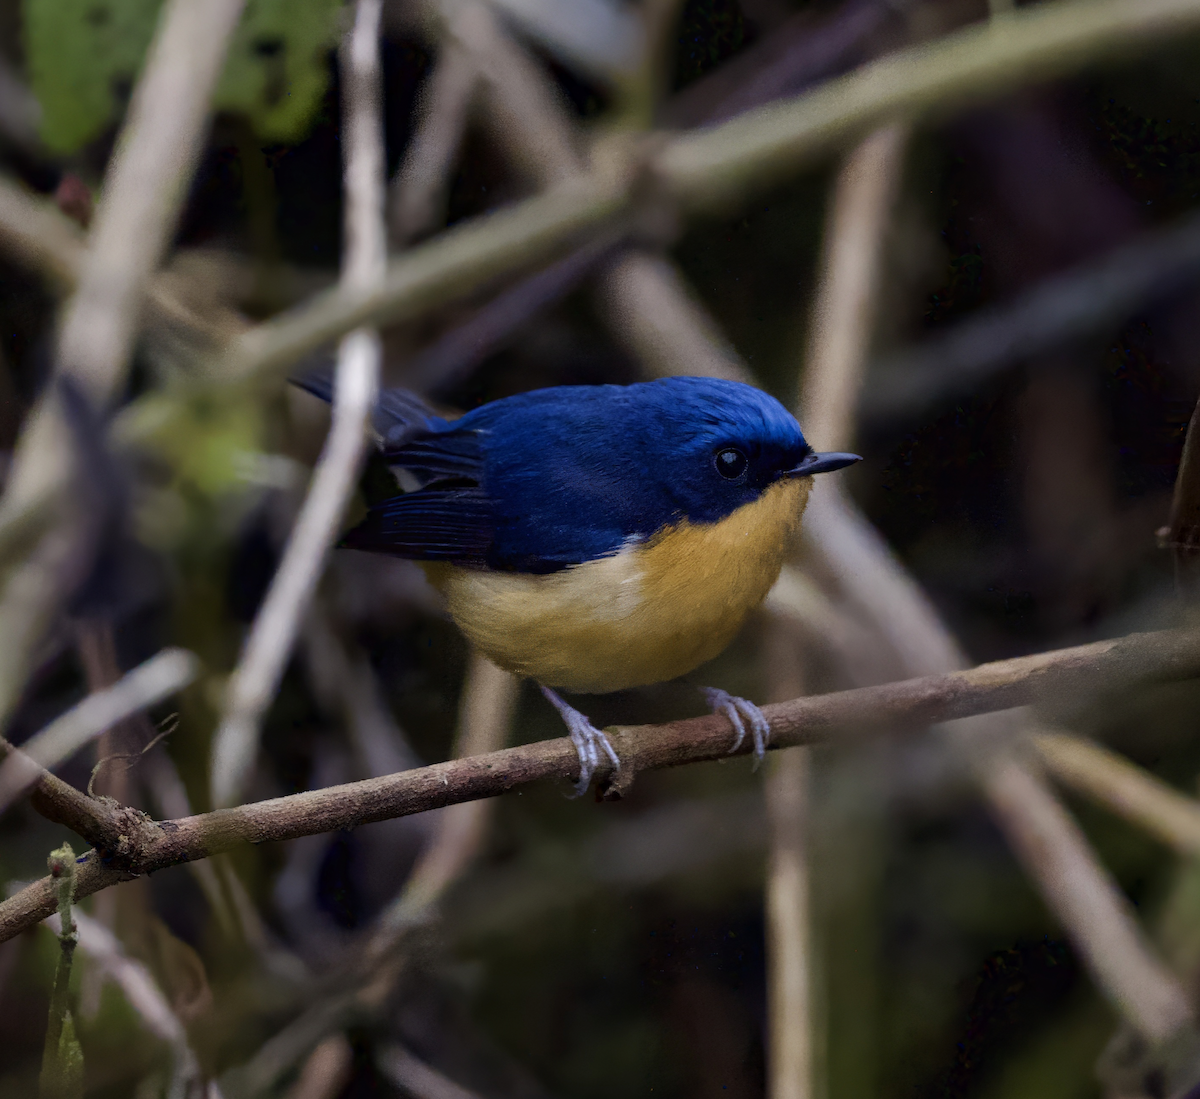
[423,477,810,694]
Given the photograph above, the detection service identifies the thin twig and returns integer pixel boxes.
[0,741,126,852]
[47,907,205,1094]
[862,208,1200,424]
[0,648,198,815]
[390,30,479,246]
[4,625,1200,944]
[373,651,518,935]
[0,176,84,290]
[986,754,1192,1043]
[799,123,909,453]
[377,1044,485,1099]
[283,1035,354,1099]
[1032,730,1200,857]
[764,620,814,1099]
[1165,390,1200,596]
[210,0,387,808]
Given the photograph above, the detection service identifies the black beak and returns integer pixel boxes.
[786,451,862,477]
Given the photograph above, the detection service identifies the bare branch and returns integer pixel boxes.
[284,1035,354,1099]
[4,626,1200,945]
[799,123,909,453]
[390,36,479,246]
[598,251,752,383]
[373,651,518,933]
[0,176,84,290]
[377,1044,486,1099]
[1032,730,1200,857]
[658,0,1200,211]
[0,648,198,815]
[210,0,387,808]
[986,755,1193,1042]
[862,208,1200,424]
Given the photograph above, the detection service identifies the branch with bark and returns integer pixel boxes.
[3,624,1199,945]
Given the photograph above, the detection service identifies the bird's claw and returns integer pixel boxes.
[701,686,771,767]
[540,686,619,797]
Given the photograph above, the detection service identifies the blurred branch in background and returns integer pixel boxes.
[222,650,518,1096]
[4,0,1200,1091]
[765,116,909,1099]
[664,0,914,128]
[0,57,40,153]
[376,1043,486,1099]
[45,907,209,1097]
[0,648,196,815]
[1033,730,1200,859]
[779,64,1199,1090]
[389,24,478,248]
[210,0,387,809]
[1165,386,1200,597]
[861,207,1200,424]
[372,651,518,936]
[282,1036,353,1099]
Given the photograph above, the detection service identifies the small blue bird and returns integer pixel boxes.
[302,376,859,793]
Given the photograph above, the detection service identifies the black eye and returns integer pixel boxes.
[714,447,748,480]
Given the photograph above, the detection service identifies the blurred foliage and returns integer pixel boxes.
[22,0,342,154]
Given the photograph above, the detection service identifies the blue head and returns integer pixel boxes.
[454,377,859,570]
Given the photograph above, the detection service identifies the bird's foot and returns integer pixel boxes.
[701,687,771,767]
[540,686,620,797]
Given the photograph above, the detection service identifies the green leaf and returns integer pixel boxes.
[215,0,345,143]
[23,0,344,154]
[23,0,163,154]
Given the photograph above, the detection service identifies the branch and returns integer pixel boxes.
[0,647,199,815]
[798,123,908,452]
[0,176,84,290]
[48,908,204,1091]
[389,30,478,245]
[210,0,386,808]
[987,755,1193,1043]
[1166,390,1200,597]
[862,208,1200,423]
[377,1044,485,1099]
[169,0,1200,395]
[657,0,1200,211]
[3,625,1200,944]
[1032,730,1200,857]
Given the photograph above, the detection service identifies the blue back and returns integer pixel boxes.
[342,377,811,572]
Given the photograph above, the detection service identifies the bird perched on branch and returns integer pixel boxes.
[298,375,859,794]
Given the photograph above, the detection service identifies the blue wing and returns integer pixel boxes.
[291,368,446,447]
[344,421,494,564]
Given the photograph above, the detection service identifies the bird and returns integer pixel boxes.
[297,375,860,794]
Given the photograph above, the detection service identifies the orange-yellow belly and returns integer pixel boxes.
[423,477,810,694]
